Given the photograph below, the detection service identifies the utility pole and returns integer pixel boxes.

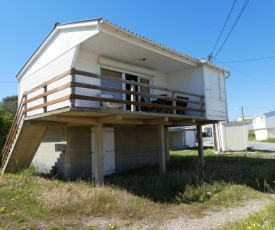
[241,106,244,121]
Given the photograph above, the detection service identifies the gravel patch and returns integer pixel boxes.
[160,198,271,230]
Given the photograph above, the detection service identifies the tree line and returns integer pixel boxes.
[0,95,18,164]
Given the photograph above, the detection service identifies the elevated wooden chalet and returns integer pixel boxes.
[1,18,230,184]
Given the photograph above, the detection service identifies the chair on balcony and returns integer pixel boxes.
[176,96,189,114]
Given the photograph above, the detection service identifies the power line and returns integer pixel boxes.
[0,82,17,83]
[212,0,250,60]
[214,55,275,63]
[210,0,237,58]
[244,105,275,110]
[215,58,275,87]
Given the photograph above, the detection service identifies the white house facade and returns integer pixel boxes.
[253,111,275,140]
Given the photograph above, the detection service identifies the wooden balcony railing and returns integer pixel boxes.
[22,68,205,116]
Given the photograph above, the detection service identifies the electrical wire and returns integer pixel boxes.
[212,0,250,60]
[214,55,275,63]
[214,58,275,87]
[210,0,237,58]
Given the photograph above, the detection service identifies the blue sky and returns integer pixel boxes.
[1,0,275,120]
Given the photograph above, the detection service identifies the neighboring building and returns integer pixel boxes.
[215,121,249,152]
[168,126,196,149]
[236,116,253,131]
[253,111,275,140]
[1,18,230,183]
[202,124,213,137]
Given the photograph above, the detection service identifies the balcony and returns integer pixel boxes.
[20,68,205,125]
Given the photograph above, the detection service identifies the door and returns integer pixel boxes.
[125,74,138,111]
[91,127,115,177]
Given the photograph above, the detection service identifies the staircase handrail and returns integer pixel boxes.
[1,97,25,167]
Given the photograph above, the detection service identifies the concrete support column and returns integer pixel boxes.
[196,124,204,164]
[158,124,166,173]
[94,123,104,185]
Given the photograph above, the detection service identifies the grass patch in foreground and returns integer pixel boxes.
[220,201,275,230]
[0,150,274,229]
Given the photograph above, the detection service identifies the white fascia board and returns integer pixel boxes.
[99,20,199,67]
[200,60,230,74]
[16,20,100,81]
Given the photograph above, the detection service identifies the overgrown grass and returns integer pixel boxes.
[1,150,275,229]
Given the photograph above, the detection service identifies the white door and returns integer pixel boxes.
[91,127,115,177]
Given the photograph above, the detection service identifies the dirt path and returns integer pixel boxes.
[86,197,274,230]
[160,198,271,230]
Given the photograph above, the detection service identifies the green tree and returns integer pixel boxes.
[0,95,18,164]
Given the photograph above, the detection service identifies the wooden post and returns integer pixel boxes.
[158,124,166,173]
[130,82,136,112]
[94,123,104,185]
[196,124,204,164]
[24,94,28,118]
[43,85,47,113]
[172,92,176,115]
[71,74,76,108]
[165,126,170,162]
[213,123,218,151]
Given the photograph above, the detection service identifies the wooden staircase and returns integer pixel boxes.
[1,100,47,173]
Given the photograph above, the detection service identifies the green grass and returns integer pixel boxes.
[1,150,275,229]
[261,138,275,143]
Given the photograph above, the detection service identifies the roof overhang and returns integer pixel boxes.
[16,18,229,80]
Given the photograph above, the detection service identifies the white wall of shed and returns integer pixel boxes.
[204,66,227,120]
[218,122,248,151]
[185,130,196,147]
[169,131,184,149]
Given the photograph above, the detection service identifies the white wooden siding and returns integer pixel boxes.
[204,66,227,120]
[26,88,44,117]
[20,47,76,116]
[47,75,71,112]
[22,28,99,78]
[74,48,100,107]
[167,67,203,116]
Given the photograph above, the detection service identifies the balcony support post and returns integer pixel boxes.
[158,124,166,174]
[196,124,204,164]
[172,92,177,115]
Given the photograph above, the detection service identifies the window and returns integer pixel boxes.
[100,68,122,100]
